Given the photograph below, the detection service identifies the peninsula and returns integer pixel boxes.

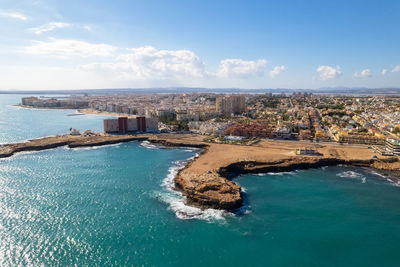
[2,133,399,211]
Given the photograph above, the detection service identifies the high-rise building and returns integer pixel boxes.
[216,95,246,116]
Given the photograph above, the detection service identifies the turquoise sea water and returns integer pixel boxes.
[1,94,400,266]
[0,95,112,144]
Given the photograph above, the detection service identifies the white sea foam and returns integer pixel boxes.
[390,180,400,187]
[337,171,366,183]
[363,170,400,187]
[367,170,387,179]
[66,143,121,151]
[267,171,296,176]
[382,176,400,187]
[152,150,233,222]
[140,140,165,149]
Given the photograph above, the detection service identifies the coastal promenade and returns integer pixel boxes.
[1,133,399,211]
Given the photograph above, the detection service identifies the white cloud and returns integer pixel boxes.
[316,65,342,80]
[24,38,117,58]
[83,25,92,31]
[391,65,400,73]
[29,22,71,34]
[21,39,269,85]
[217,59,267,78]
[80,46,267,81]
[0,11,27,20]
[381,69,388,76]
[269,65,286,78]
[354,69,372,78]
[81,46,206,80]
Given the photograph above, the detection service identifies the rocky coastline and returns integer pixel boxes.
[152,135,400,211]
[0,134,147,159]
[1,133,399,212]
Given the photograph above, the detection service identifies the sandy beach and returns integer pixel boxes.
[78,108,125,118]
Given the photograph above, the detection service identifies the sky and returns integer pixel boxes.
[0,0,399,90]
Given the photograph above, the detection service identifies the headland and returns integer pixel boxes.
[1,133,399,211]
[0,134,147,158]
[150,134,400,210]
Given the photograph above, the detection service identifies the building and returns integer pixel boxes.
[216,95,246,116]
[103,116,158,133]
[336,131,385,145]
[296,147,320,155]
[225,123,274,138]
[21,96,89,109]
[385,139,400,155]
[188,121,232,136]
[315,130,330,142]
[225,136,244,141]
[176,110,199,121]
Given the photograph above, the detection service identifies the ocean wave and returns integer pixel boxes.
[381,176,400,187]
[154,151,231,222]
[256,171,297,176]
[336,171,366,183]
[66,143,121,151]
[389,180,400,187]
[367,170,387,179]
[363,170,400,187]
[140,140,166,149]
[267,171,296,176]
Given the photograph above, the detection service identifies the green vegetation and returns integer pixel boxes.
[158,115,189,131]
[262,98,280,108]
[204,136,260,146]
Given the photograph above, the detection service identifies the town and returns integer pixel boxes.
[21,93,400,156]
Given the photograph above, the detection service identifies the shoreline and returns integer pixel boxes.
[0,134,148,159]
[148,134,400,210]
[14,104,77,111]
[1,133,399,211]
[78,108,121,117]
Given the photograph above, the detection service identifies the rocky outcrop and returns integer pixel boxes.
[175,155,399,210]
[0,135,148,158]
[175,171,243,210]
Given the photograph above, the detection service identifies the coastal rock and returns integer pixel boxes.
[175,172,243,210]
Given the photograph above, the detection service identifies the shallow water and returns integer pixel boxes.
[0,94,112,144]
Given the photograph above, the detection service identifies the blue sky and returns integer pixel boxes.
[0,0,399,90]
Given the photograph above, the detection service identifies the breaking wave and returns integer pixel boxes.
[66,143,121,151]
[140,140,165,149]
[337,171,366,183]
[153,152,232,221]
[267,171,297,176]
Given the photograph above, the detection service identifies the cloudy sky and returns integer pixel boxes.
[0,0,399,90]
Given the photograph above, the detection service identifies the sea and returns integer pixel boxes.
[1,94,400,266]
